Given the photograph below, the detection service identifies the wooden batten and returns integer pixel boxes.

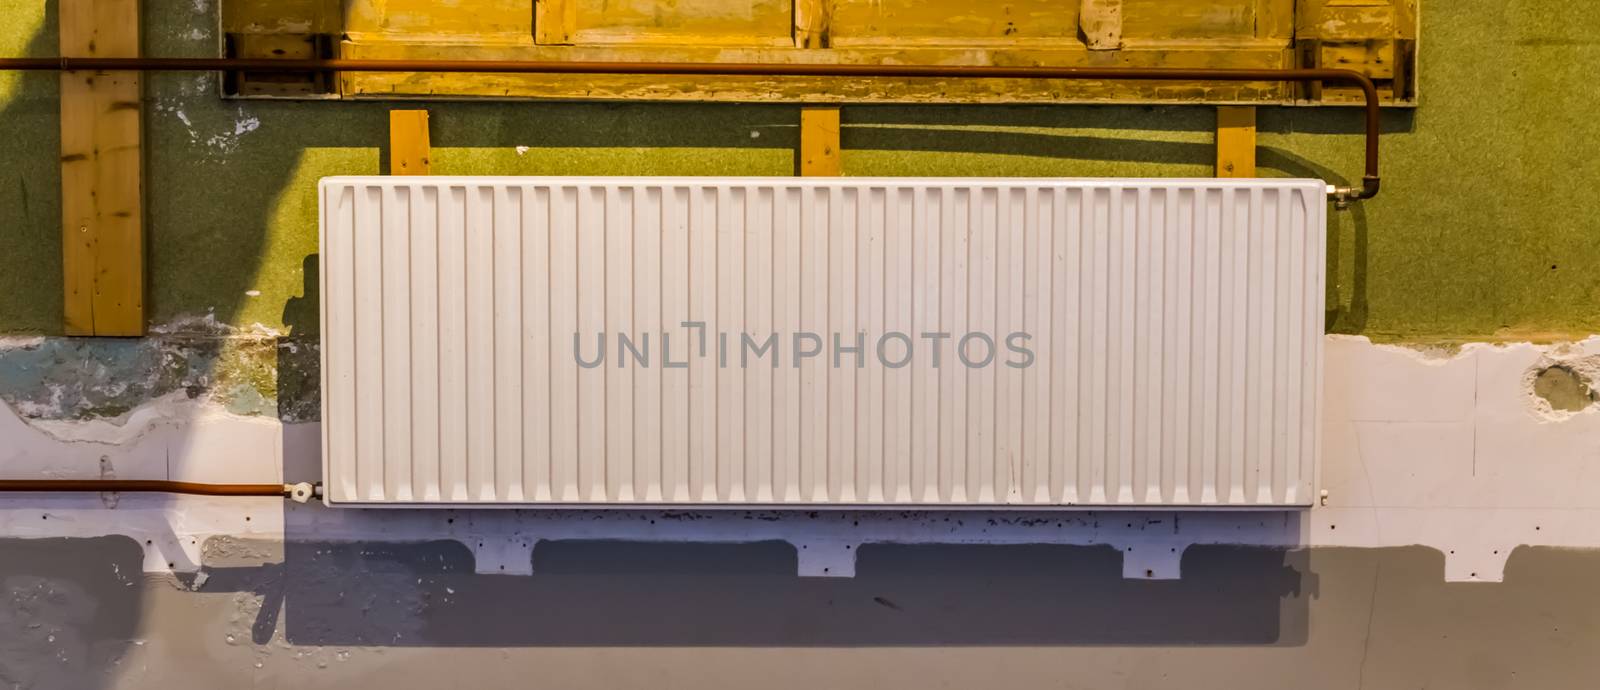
[389,110,432,175]
[1215,106,1257,178]
[799,106,842,177]
[60,0,144,336]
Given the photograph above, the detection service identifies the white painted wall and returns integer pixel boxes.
[2,335,1596,582]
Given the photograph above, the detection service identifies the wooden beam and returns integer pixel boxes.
[794,0,832,48]
[1215,106,1257,178]
[534,0,577,45]
[798,106,841,176]
[1079,0,1124,50]
[60,0,144,336]
[389,110,431,175]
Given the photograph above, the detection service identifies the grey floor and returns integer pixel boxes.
[3,537,1596,689]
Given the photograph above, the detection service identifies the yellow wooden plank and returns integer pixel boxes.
[534,0,578,45]
[389,110,431,175]
[799,106,841,176]
[1080,0,1124,50]
[346,0,532,44]
[1256,0,1296,40]
[794,0,832,48]
[339,41,1295,104]
[569,0,792,46]
[223,0,340,33]
[60,0,143,336]
[1215,106,1256,178]
[1124,0,1259,40]
[316,0,1412,105]
[1297,0,1397,37]
[830,0,1083,46]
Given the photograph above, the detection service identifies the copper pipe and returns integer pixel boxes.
[0,479,294,497]
[0,57,1382,200]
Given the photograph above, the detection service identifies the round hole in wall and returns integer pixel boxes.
[1532,365,1597,412]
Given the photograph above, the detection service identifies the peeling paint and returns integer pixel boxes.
[234,114,261,136]
[0,336,46,350]
[0,319,319,426]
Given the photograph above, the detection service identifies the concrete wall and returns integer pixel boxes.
[3,1,1600,688]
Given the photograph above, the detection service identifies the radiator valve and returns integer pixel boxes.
[285,482,317,503]
[1329,185,1358,210]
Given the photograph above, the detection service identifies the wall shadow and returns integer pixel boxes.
[248,541,1309,647]
[0,0,61,331]
[12,540,1600,687]
[0,536,142,690]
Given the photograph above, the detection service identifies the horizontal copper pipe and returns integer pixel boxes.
[0,57,1380,199]
[0,480,291,497]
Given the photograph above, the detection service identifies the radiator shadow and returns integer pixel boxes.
[273,541,1310,647]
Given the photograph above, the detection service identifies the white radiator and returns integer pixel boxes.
[320,177,1325,507]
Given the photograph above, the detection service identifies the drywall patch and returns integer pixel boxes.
[1318,335,1600,581]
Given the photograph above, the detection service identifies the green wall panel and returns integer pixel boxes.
[0,0,1596,342]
